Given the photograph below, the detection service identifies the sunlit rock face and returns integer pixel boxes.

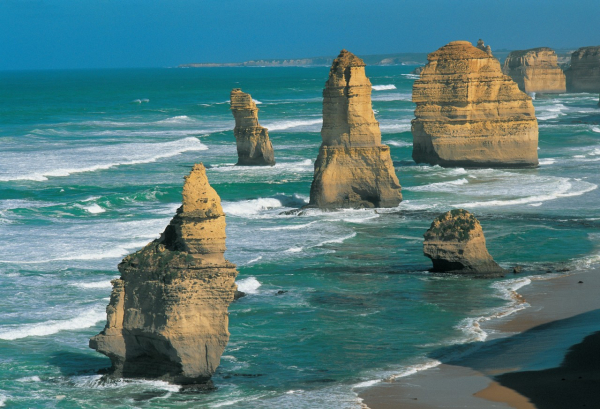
[502,47,566,94]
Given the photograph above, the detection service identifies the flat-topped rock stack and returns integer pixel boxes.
[230,89,275,166]
[502,47,566,94]
[565,46,600,93]
[412,41,539,168]
[423,209,505,277]
[308,49,402,209]
[90,164,238,386]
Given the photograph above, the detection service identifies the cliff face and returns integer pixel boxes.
[309,50,402,208]
[412,41,539,168]
[423,209,505,276]
[90,164,238,385]
[502,47,566,93]
[566,46,600,93]
[230,89,275,166]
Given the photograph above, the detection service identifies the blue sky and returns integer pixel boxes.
[1,0,599,70]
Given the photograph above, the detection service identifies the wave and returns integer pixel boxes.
[80,203,106,214]
[371,92,412,102]
[0,306,106,340]
[406,178,469,192]
[156,115,196,124]
[401,73,421,80]
[0,394,6,407]
[372,84,397,91]
[0,137,207,182]
[316,232,357,246]
[592,127,600,133]
[71,375,180,392]
[379,121,412,133]
[131,98,149,104]
[237,277,261,294]
[245,256,263,265]
[263,118,322,132]
[538,158,556,165]
[16,376,41,382]
[222,198,284,217]
[69,280,114,289]
[384,140,412,147]
[260,221,318,231]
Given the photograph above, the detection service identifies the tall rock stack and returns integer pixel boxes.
[565,46,600,93]
[502,48,566,93]
[309,49,402,208]
[412,41,539,168]
[230,89,275,166]
[90,164,238,386]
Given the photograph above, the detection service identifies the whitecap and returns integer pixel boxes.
[316,232,357,246]
[538,158,556,165]
[284,247,303,253]
[260,221,318,231]
[385,140,412,147]
[263,118,322,132]
[252,99,262,104]
[70,280,114,289]
[371,92,412,102]
[405,178,469,192]
[236,277,261,294]
[156,115,195,124]
[0,393,7,407]
[385,359,442,381]
[82,204,106,214]
[372,84,397,91]
[71,375,180,392]
[245,256,263,265]
[222,198,283,217]
[17,376,41,382]
[401,73,421,80]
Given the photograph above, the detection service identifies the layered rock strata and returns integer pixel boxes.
[412,41,539,167]
[90,164,238,385]
[565,46,600,93]
[502,48,566,93]
[309,49,402,208]
[230,89,275,166]
[423,209,505,276]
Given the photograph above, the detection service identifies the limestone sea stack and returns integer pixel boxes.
[565,46,600,93]
[90,164,238,386]
[423,209,505,276]
[412,41,539,168]
[230,88,275,166]
[502,47,566,94]
[308,50,402,208]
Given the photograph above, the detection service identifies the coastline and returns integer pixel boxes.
[359,267,600,408]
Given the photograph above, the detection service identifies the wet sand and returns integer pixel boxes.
[359,269,600,409]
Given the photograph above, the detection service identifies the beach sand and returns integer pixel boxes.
[359,269,600,409]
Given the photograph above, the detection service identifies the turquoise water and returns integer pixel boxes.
[1,66,600,408]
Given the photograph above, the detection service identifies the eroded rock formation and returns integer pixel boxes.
[230,89,275,166]
[90,164,238,386]
[308,49,402,208]
[502,48,566,93]
[565,46,600,93]
[412,41,539,168]
[423,209,505,276]
[476,39,493,56]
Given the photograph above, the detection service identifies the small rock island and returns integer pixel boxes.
[230,88,276,166]
[90,164,238,386]
[309,49,402,208]
[565,46,600,93]
[423,209,505,276]
[412,41,539,168]
[502,47,566,94]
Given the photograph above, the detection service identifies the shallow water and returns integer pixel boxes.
[1,67,600,408]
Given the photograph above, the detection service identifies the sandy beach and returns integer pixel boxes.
[360,268,600,409]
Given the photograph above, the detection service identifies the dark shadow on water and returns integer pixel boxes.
[48,350,111,376]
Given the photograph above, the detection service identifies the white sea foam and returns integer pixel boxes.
[316,232,357,246]
[263,118,322,132]
[82,203,106,214]
[372,84,397,91]
[236,277,261,294]
[371,92,412,102]
[386,359,442,381]
[71,375,181,392]
[245,256,263,265]
[538,158,556,165]
[222,198,283,217]
[284,247,304,253]
[401,73,421,79]
[384,140,412,147]
[69,280,114,289]
[592,127,600,133]
[406,178,469,192]
[379,120,412,133]
[0,306,106,340]
[0,137,207,182]
[16,376,41,382]
[252,99,262,104]
[0,394,6,407]
[260,221,318,231]
[156,115,196,124]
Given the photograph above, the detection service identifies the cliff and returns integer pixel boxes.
[308,49,402,208]
[502,47,566,93]
[423,209,505,276]
[230,89,276,166]
[90,164,238,386]
[565,46,600,93]
[412,41,539,168]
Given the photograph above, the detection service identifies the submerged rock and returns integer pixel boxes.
[423,209,505,276]
[412,41,539,168]
[230,88,275,166]
[565,46,600,93]
[308,49,402,208]
[90,164,238,386]
[502,47,566,93]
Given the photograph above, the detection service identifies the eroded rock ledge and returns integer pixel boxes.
[308,49,402,208]
[90,164,238,386]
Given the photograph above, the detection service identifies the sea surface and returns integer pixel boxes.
[1,66,599,408]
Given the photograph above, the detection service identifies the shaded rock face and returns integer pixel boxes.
[565,46,600,93]
[502,47,566,93]
[230,89,275,166]
[423,209,505,276]
[412,41,539,168]
[309,49,402,208]
[476,39,493,56]
[90,164,238,385]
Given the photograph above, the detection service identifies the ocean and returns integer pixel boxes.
[1,66,599,408]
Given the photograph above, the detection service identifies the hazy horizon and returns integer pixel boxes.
[1,0,599,71]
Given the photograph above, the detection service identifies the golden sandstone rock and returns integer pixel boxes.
[309,50,402,208]
[230,88,275,166]
[90,164,238,386]
[423,209,505,276]
[565,46,600,93]
[502,47,566,93]
[412,41,539,168]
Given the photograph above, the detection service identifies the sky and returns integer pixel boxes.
[1,0,599,70]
